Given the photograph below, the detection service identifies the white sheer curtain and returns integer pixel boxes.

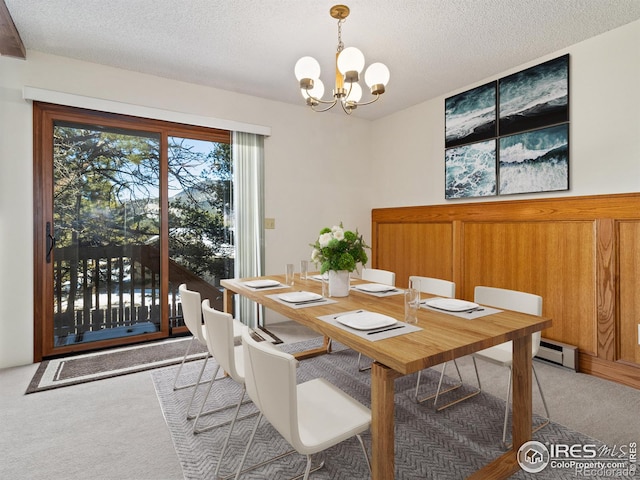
[232,131,265,328]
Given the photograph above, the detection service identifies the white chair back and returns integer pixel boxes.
[202,299,244,383]
[472,286,549,445]
[178,284,206,344]
[361,267,396,286]
[242,329,300,447]
[474,286,543,356]
[409,276,455,298]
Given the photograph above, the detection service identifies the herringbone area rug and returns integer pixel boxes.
[152,338,601,479]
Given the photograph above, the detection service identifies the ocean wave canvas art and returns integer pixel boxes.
[445,140,497,199]
[445,82,496,148]
[499,55,569,136]
[498,124,569,195]
[443,55,569,200]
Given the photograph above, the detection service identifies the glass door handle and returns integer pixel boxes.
[46,222,56,263]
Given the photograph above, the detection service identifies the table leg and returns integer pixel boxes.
[292,336,332,360]
[371,362,401,480]
[222,287,234,315]
[467,334,533,480]
[511,334,533,449]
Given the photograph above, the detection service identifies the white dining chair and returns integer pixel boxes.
[173,284,212,419]
[472,286,550,447]
[192,300,251,433]
[355,267,396,371]
[235,328,371,480]
[194,300,262,478]
[174,284,244,420]
[411,276,479,410]
[361,267,396,286]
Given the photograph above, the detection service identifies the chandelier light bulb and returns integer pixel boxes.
[344,82,362,103]
[365,62,390,87]
[302,78,325,99]
[294,56,321,81]
[337,47,365,79]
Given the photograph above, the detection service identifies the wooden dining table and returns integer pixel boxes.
[220,274,552,479]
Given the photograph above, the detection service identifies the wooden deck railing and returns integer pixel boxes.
[52,244,231,342]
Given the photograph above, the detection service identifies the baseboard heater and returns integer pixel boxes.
[535,338,578,371]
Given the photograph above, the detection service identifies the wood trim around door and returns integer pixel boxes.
[32,101,231,361]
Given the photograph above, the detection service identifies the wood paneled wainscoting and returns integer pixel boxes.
[371,193,640,389]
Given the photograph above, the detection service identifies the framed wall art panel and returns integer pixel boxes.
[445,139,497,199]
[445,81,497,149]
[498,123,569,195]
[498,54,569,136]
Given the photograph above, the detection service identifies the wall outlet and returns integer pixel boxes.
[265,217,276,229]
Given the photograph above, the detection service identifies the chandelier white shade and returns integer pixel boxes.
[337,47,365,77]
[294,56,321,82]
[294,5,390,114]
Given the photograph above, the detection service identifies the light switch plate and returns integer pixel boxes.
[265,218,275,229]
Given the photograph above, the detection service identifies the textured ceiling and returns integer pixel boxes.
[5,0,640,120]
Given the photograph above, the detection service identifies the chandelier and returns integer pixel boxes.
[294,4,390,115]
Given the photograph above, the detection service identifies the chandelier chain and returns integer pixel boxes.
[337,18,345,52]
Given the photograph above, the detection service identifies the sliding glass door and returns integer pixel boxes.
[34,103,232,359]
[166,137,234,329]
[51,122,162,347]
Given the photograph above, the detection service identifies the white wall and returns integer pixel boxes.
[370,20,640,207]
[0,52,372,368]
